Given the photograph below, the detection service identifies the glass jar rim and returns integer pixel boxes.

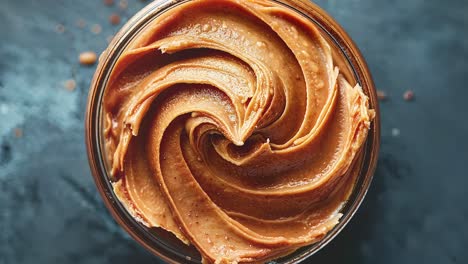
[85,0,381,263]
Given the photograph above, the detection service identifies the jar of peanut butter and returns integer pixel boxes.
[85,0,380,263]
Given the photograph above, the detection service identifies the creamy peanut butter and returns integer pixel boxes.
[103,0,375,263]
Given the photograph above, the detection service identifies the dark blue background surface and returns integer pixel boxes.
[1,0,467,263]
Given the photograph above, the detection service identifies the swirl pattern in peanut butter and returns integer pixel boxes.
[103,0,375,263]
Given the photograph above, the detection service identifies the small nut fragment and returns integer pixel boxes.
[79,51,97,66]
[64,79,76,91]
[91,24,102,35]
[119,0,128,10]
[14,128,23,138]
[104,0,114,6]
[377,90,387,101]
[403,90,414,101]
[109,13,121,25]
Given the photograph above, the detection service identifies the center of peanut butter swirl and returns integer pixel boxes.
[103,0,375,263]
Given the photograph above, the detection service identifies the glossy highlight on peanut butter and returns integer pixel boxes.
[86,0,380,263]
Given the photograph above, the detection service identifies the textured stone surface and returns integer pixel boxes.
[1,0,467,263]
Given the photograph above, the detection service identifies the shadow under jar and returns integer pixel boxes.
[85,0,380,263]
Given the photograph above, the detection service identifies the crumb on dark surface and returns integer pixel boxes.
[104,0,114,6]
[91,24,102,34]
[377,90,387,101]
[109,13,121,25]
[64,79,77,91]
[14,128,23,138]
[79,51,97,66]
[403,90,415,101]
[119,0,128,10]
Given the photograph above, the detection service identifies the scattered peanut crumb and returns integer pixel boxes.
[403,90,415,101]
[104,0,114,6]
[91,24,102,35]
[76,19,86,28]
[14,128,23,138]
[119,0,128,10]
[55,23,65,34]
[377,90,387,101]
[79,51,97,66]
[64,79,77,91]
[109,13,121,25]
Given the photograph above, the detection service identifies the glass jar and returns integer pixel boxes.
[85,0,381,263]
